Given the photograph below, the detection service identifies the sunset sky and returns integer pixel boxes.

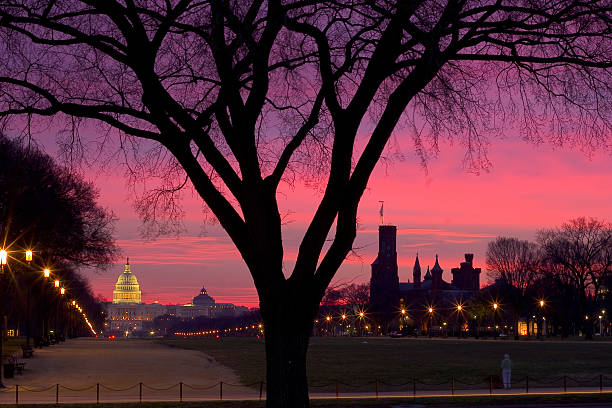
[36,134,610,309]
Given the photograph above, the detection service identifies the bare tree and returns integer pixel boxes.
[0,1,611,406]
[538,217,612,339]
[487,237,540,293]
[486,237,541,338]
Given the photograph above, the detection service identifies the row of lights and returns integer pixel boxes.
[175,324,264,337]
[1,248,96,336]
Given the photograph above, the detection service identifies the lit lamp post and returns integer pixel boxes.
[25,250,33,348]
[428,307,434,338]
[538,300,545,339]
[53,280,60,341]
[456,305,463,338]
[492,303,498,339]
[0,249,7,388]
[599,315,603,336]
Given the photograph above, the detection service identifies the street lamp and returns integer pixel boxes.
[0,249,7,272]
[43,268,50,278]
[456,304,464,338]
[538,300,545,339]
[54,280,60,288]
[25,250,33,348]
[492,303,499,339]
[0,249,6,388]
[428,307,434,338]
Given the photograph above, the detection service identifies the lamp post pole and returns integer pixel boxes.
[493,303,498,340]
[25,250,33,348]
[538,300,544,340]
[41,269,50,344]
[0,248,8,388]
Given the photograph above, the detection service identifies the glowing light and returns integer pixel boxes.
[44,269,50,278]
[341,314,346,320]
[60,287,65,295]
[428,307,433,314]
[493,303,498,310]
[25,250,33,262]
[457,305,463,311]
[0,249,7,266]
[401,309,406,315]
[72,300,76,305]
[539,300,544,307]
[359,312,364,318]
[54,280,60,288]
[325,316,331,322]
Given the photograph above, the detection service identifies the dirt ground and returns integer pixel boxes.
[3,337,249,389]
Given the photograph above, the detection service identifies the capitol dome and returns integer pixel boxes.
[112,258,142,304]
[193,286,215,306]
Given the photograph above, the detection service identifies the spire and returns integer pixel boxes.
[124,257,131,273]
[432,254,443,272]
[378,200,384,225]
[126,257,130,265]
[424,265,432,280]
[413,253,421,271]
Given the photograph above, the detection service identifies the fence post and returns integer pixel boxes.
[56,383,59,405]
[489,376,492,395]
[220,381,223,400]
[563,375,567,393]
[259,381,263,401]
[600,374,603,393]
[139,382,142,403]
[180,382,183,403]
[375,379,379,398]
[451,376,455,396]
[335,379,339,399]
[526,376,529,394]
[15,384,18,405]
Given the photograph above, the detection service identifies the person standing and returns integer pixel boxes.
[501,354,512,389]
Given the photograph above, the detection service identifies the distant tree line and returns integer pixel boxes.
[486,217,612,340]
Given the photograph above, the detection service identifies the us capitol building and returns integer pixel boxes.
[104,259,248,334]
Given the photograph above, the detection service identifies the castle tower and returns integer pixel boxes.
[451,253,482,291]
[370,225,399,326]
[431,254,443,291]
[413,254,421,289]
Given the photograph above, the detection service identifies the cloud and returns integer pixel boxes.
[402,242,435,248]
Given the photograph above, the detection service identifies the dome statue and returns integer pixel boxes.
[112,258,142,304]
[193,286,215,306]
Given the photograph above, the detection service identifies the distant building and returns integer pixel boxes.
[103,260,248,334]
[370,224,481,330]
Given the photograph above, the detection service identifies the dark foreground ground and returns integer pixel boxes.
[3,393,612,407]
[159,336,612,390]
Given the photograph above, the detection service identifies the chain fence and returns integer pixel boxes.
[1,375,611,404]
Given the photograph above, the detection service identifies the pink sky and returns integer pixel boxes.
[71,137,612,308]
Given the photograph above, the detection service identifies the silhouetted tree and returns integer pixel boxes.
[486,237,541,338]
[0,135,117,342]
[0,2,611,406]
[538,217,612,339]
[322,283,369,306]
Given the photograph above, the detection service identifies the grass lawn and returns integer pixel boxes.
[159,337,612,392]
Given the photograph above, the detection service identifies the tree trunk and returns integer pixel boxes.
[263,303,313,408]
